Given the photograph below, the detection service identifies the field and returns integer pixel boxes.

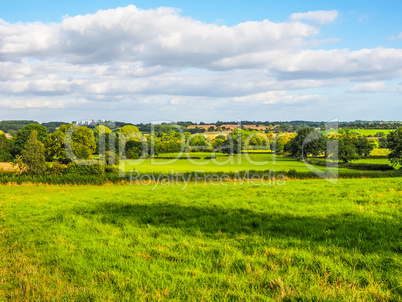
[322,129,394,136]
[351,129,394,136]
[370,149,390,156]
[0,179,401,301]
[122,153,358,174]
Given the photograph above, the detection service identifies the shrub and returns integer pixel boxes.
[64,163,105,176]
[46,161,66,175]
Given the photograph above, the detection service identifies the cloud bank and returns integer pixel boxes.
[0,5,401,121]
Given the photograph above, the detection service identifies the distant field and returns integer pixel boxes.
[121,153,355,174]
[370,148,390,156]
[1,179,401,301]
[352,129,394,136]
[322,129,394,136]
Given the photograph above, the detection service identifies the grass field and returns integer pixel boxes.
[322,129,394,136]
[122,153,359,174]
[1,179,401,301]
[351,129,394,136]
[370,149,390,156]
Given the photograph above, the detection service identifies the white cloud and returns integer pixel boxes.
[349,81,402,93]
[389,33,402,41]
[233,91,321,104]
[290,10,338,25]
[0,99,87,109]
[0,5,401,121]
[0,5,321,65]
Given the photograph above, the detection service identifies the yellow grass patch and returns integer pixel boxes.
[0,163,17,173]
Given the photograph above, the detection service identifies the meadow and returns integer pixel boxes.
[322,129,394,136]
[122,153,358,174]
[0,179,401,301]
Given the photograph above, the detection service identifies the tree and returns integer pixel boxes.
[125,139,146,159]
[45,124,96,163]
[45,124,73,164]
[338,137,360,163]
[285,127,326,158]
[11,124,48,156]
[71,126,96,159]
[354,137,374,157]
[0,133,12,162]
[387,127,402,167]
[119,125,140,136]
[95,125,112,135]
[221,128,249,154]
[378,136,388,148]
[21,131,46,175]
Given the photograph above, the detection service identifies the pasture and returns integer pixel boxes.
[122,153,359,174]
[0,179,401,301]
[322,129,394,136]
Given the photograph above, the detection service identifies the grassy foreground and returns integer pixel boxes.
[0,179,401,301]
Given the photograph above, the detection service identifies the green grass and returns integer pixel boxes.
[370,149,390,156]
[351,129,394,136]
[322,129,394,136]
[0,179,401,301]
[121,153,356,174]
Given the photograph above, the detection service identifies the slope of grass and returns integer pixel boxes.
[0,179,401,301]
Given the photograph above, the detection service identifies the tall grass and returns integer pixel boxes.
[0,179,401,301]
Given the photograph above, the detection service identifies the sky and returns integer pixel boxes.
[0,0,402,123]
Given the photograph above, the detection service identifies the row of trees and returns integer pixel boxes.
[284,127,402,165]
[2,122,402,175]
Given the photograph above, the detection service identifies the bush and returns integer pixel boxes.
[100,151,120,165]
[64,163,105,176]
[46,161,66,175]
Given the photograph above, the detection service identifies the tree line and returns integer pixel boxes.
[1,122,402,175]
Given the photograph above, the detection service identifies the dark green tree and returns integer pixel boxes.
[387,127,402,167]
[285,127,326,158]
[354,137,374,157]
[0,133,13,162]
[21,131,46,175]
[338,137,360,163]
[11,124,48,156]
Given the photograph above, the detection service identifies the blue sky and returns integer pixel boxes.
[0,1,401,122]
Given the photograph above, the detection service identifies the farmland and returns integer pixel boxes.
[322,129,394,136]
[1,179,401,301]
[1,123,402,301]
[122,152,359,174]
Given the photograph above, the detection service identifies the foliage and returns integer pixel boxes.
[20,131,47,175]
[94,125,112,135]
[187,134,209,151]
[46,161,66,175]
[125,139,146,159]
[0,120,39,132]
[0,133,12,162]
[220,128,251,154]
[285,127,326,158]
[118,125,140,135]
[44,124,73,164]
[354,137,374,157]
[64,162,106,176]
[101,151,120,166]
[10,123,48,156]
[71,126,96,160]
[41,121,65,133]
[387,127,402,167]
[12,155,26,175]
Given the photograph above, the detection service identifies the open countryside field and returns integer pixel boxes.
[122,153,360,174]
[322,129,394,136]
[0,179,401,301]
[370,149,390,156]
